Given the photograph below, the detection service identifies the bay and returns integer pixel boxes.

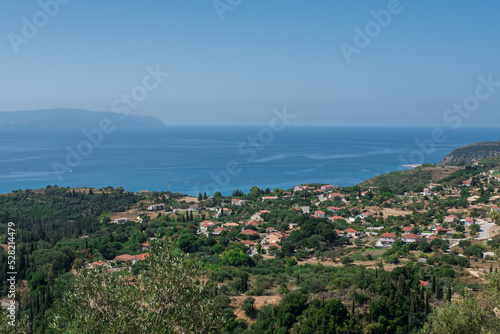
[0,126,498,195]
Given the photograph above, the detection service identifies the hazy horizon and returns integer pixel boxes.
[1,1,499,127]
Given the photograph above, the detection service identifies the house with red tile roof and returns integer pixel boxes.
[402,226,413,232]
[231,198,247,206]
[435,226,449,235]
[245,220,260,227]
[267,231,288,243]
[327,207,342,212]
[212,227,225,235]
[379,232,397,245]
[314,210,326,218]
[114,253,149,265]
[359,212,374,219]
[148,204,165,211]
[200,220,217,231]
[88,260,111,269]
[266,227,276,233]
[241,240,257,247]
[422,188,433,196]
[294,185,307,192]
[419,280,431,288]
[443,215,458,223]
[328,193,345,200]
[321,185,335,191]
[463,218,475,226]
[240,229,259,236]
[345,228,357,238]
[402,233,419,243]
[331,216,345,222]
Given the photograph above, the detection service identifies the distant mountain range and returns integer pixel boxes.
[0,108,165,129]
[439,140,500,165]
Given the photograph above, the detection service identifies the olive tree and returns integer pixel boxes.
[51,237,222,333]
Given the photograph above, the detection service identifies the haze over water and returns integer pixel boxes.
[1,126,498,196]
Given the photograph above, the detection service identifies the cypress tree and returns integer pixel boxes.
[425,291,430,315]
[447,284,452,302]
[436,281,443,300]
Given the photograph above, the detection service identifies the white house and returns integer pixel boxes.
[112,218,128,224]
[402,233,419,244]
[148,204,165,211]
[379,232,397,245]
[232,198,247,206]
[314,210,326,218]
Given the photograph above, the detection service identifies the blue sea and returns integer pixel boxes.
[0,126,498,196]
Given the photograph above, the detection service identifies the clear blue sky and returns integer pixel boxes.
[1,0,499,126]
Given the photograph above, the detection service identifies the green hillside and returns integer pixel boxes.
[439,140,500,165]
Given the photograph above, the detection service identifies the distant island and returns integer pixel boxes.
[439,140,500,165]
[0,108,165,129]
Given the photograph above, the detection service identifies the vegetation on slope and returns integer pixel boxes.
[439,140,500,165]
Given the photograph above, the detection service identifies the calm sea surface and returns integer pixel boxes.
[0,126,498,196]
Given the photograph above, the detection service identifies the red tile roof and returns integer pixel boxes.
[381,232,397,238]
[241,240,257,246]
[240,229,259,235]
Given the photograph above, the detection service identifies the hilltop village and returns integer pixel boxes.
[2,157,500,332]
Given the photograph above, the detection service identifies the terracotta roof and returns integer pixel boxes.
[402,227,413,232]
[345,228,357,233]
[240,229,259,235]
[380,232,397,238]
[245,220,260,226]
[419,280,431,287]
[200,220,216,225]
[402,233,419,239]
[241,240,257,246]
[114,253,148,262]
